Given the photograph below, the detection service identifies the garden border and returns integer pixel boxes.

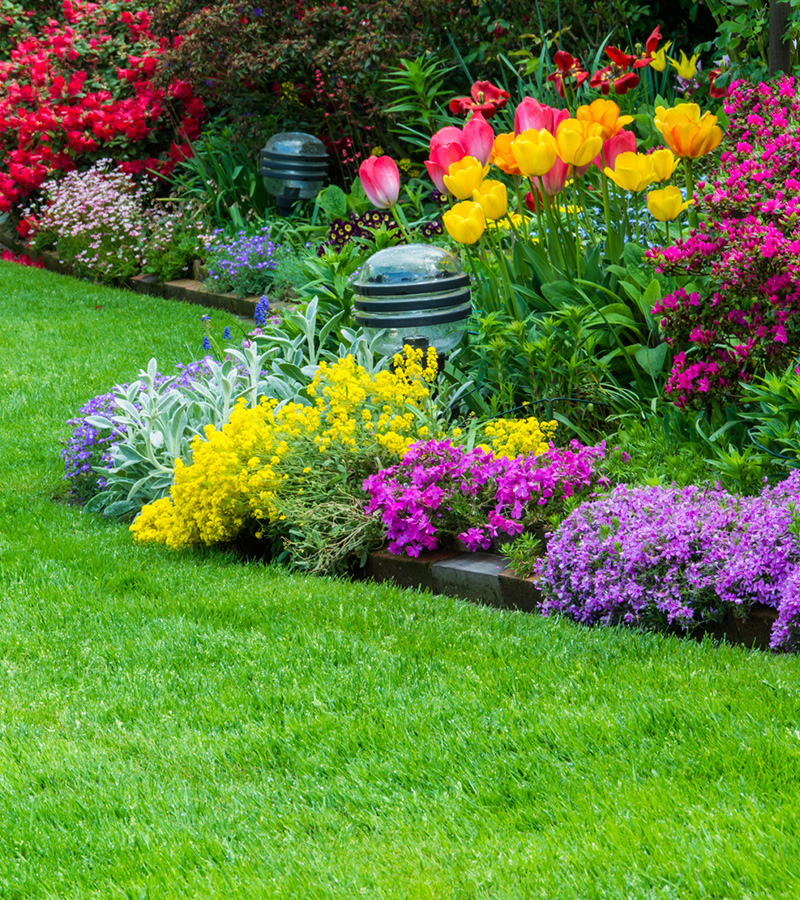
[0,226,289,318]
[361,548,780,651]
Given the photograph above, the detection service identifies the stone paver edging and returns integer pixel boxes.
[0,227,293,318]
[362,548,779,651]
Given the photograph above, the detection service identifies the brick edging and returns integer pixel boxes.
[0,227,292,318]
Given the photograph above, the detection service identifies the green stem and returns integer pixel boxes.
[542,192,566,272]
[573,180,582,279]
[683,157,697,229]
[390,202,414,243]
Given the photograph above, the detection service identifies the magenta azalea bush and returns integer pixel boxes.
[536,472,800,651]
[648,76,800,408]
[363,438,608,557]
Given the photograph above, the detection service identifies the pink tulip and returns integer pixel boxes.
[574,128,637,178]
[461,113,494,165]
[598,129,637,170]
[425,116,495,193]
[359,155,400,208]
[514,97,570,136]
[535,156,571,197]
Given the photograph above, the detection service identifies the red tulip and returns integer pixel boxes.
[644,26,662,55]
[359,155,400,209]
[708,68,727,99]
[589,66,640,96]
[547,51,589,99]
[449,80,510,118]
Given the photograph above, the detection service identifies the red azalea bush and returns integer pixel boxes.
[0,0,205,213]
[647,76,800,409]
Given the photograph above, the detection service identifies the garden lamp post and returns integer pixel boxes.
[259,132,328,215]
[352,244,471,359]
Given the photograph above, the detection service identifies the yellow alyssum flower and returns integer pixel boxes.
[647,185,692,221]
[472,179,508,220]
[575,98,633,140]
[668,49,700,80]
[554,119,604,168]
[649,42,672,72]
[604,151,656,192]
[510,128,557,177]
[131,350,444,551]
[654,103,723,159]
[443,200,486,244]
[649,147,679,181]
[443,156,489,200]
[483,416,557,458]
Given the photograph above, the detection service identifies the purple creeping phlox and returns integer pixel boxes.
[536,471,800,650]
[363,438,607,558]
[646,76,800,409]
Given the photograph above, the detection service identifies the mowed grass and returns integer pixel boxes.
[1,261,799,899]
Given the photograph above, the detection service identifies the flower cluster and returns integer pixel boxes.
[204,226,284,296]
[648,76,800,407]
[363,436,606,557]
[0,0,204,212]
[130,346,443,549]
[536,472,800,650]
[33,159,154,281]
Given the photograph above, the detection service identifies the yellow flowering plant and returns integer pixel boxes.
[130,346,458,573]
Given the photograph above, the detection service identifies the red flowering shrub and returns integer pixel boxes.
[0,0,205,213]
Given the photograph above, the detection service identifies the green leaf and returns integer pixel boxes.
[635,342,668,378]
[317,185,348,219]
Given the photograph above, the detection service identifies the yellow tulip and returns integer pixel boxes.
[443,156,489,200]
[668,50,700,80]
[604,152,656,192]
[647,185,692,221]
[554,119,604,168]
[649,147,679,181]
[490,133,522,176]
[649,41,672,72]
[654,103,723,159]
[443,200,487,244]
[510,128,557,177]
[472,179,508,220]
[575,98,633,140]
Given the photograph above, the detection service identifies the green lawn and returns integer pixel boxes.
[1,261,799,899]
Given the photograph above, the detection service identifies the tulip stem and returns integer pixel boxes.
[683,158,697,229]
[542,193,566,273]
[390,203,414,243]
[573,182,582,279]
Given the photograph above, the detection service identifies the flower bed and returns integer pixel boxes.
[536,474,800,650]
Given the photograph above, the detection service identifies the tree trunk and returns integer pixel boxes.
[769,0,792,75]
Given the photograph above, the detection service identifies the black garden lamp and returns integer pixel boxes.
[259,132,328,215]
[352,244,471,359]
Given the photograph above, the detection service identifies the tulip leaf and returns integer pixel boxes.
[635,342,669,378]
[540,280,584,308]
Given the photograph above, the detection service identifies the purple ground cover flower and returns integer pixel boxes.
[363,438,607,558]
[205,227,283,296]
[536,471,800,650]
[62,360,215,498]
